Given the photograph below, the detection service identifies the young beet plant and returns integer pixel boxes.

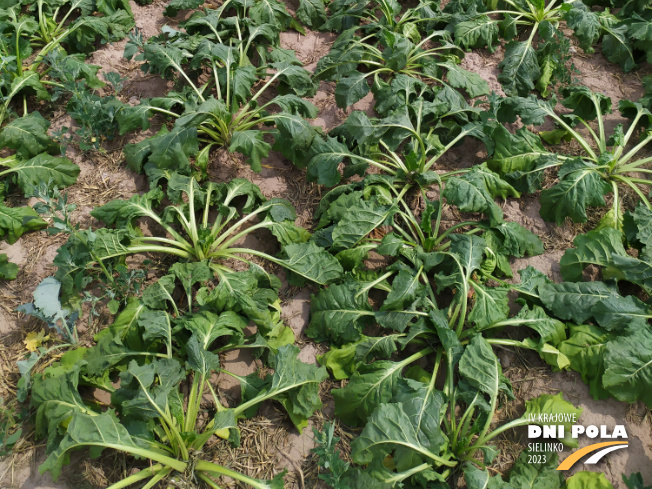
[565,0,652,73]
[443,0,574,96]
[310,422,638,489]
[313,18,489,109]
[492,86,652,229]
[116,4,318,174]
[0,112,78,246]
[298,93,486,187]
[324,0,440,33]
[32,271,328,489]
[548,204,652,407]
[53,175,342,308]
[304,175,582,485]
[0,0,133,126]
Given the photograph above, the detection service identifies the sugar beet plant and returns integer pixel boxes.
[0,0,134,126]
[312,424,644,489]
[52,174,342,311]
[441,0,575,96]
[112,3,319,175]
[549,204,652,406]
[32,269,328,489]
[0,112,79,251]
[157,0,327,27]
[293,74,489,187]
[565,0,652,72]
[490,86,652,229]
[303,174,589,485]
[314,0,489,109]
[321,0,439,32]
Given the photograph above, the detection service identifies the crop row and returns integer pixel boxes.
[1,0,651,488]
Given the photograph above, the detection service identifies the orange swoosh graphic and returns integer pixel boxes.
[557,441,628,470]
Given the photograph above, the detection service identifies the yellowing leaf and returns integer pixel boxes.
[24,330,50,351]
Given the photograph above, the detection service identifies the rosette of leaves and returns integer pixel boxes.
[0,0,134,126]
[31,272,328,489]
[537,204,652,407]
[160,0,327,28]
[565,0,651,73]
[490,86,652,229]
[307,171,551,345]
[313,0,489,109]
[322,0,442,35]
[292,84,489,187]
[0,112,79,244]
[52,175,342,310]
[312,433,577,489]
[116,8,319,175]
[442,0,574,96]
[371,73,487,124]
[312,436,637,489]
[303,176,584,484]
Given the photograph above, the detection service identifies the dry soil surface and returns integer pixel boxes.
[1,1,651,488]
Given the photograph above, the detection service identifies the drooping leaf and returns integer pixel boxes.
[335,73,371,108]
[331,200,398,251]
[296,0,327,28]
[459,335,505,400]
[0,112,59,158]
[333,360,407,426]
[539,281,618,324]
[602,25,637,72]
[307,281,374,345]
[228,130,272,172]
[39,411,157,481]
[559,228,626,282]
[351,402,452,468]
[498,40,540,96]
[2,154,79,196]
[559,324,614,399]
[603,327,652,407]
[539,159,611,224]
[0,204,47,244]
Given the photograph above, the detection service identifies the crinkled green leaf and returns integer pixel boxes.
[498,40,540,96]
[335,72,370,108]
[333,360,406,426]
[297,0,327,28]
[0,204,47,244]
[603,327,652,407]
[559,324,614,399]
[540,159,611,224]
[567,471,615,489]
[331,200,398,251]
[307,281,374,345]
[38,410,155,481]
[2,154,79,196]
[603,25,637,72]
[560,228,626,282]
[351,402,451,468]
[279,242,343,286]
[228,130,271,172]
[0,112,58,158]
[539,281,618,324]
